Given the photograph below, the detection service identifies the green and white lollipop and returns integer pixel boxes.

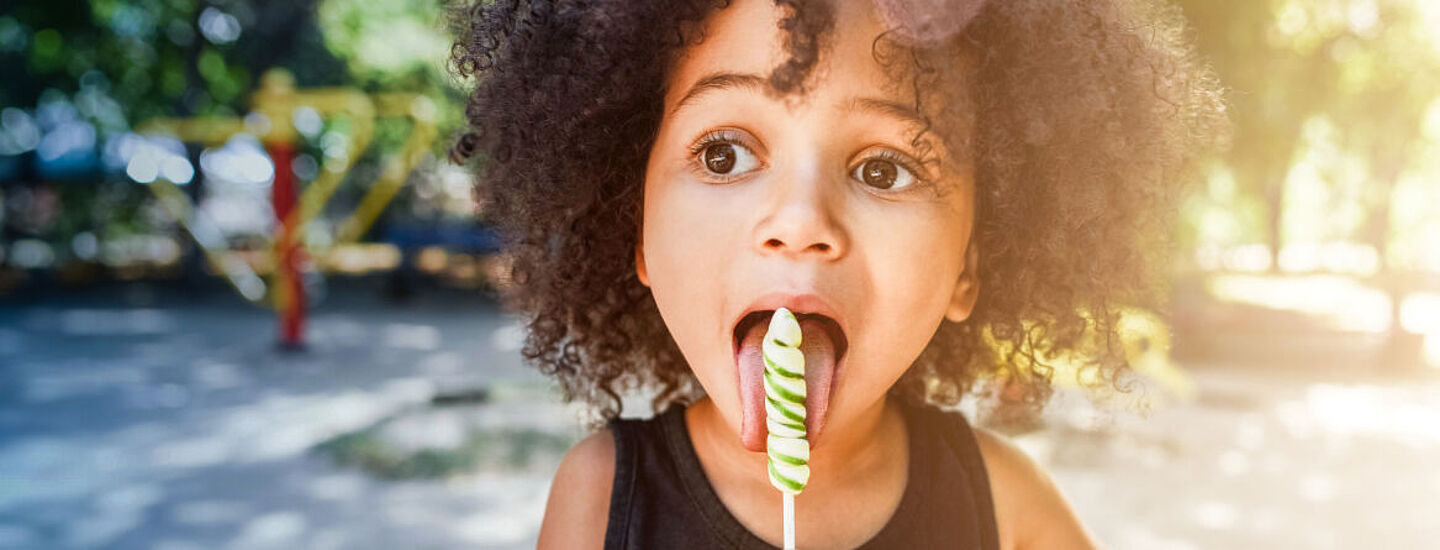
[764,307,808,549]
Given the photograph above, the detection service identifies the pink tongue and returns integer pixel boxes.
[736,314,836,452]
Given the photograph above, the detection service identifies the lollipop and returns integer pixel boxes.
[763,307,808,549]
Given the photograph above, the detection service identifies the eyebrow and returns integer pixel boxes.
[670,72,769,117]
[670,71,929,129]
[844,96,929,131]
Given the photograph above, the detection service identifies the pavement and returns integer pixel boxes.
[1012,364,1440,549]
[1,281,1437,549]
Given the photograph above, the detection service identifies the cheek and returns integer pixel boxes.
[842,208,967,399]
[643,177,745,291]
[640,176,743,380]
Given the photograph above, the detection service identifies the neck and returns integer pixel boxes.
[686,394,905,495]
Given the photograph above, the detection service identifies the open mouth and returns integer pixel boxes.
[732,310,849,363]
[731,309,849,452]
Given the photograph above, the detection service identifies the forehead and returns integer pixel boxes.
[664,0,910,110]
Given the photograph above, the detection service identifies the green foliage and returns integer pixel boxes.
[1175,0,1440,269]
[2,0,462,126]
[317,0,452,86]
[1,0,469,257]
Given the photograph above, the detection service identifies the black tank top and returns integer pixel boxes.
[604,399,1001,549]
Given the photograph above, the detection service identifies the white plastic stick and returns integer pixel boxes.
[783,492,795,550]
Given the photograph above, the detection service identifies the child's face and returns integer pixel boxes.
[637,0,980,452]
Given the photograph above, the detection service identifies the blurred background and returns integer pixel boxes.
[0,0,1437,548]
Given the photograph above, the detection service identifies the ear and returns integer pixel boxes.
[944,238,979,323]
[635,237,651,288]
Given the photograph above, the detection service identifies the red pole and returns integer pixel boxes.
[269,143,305,349]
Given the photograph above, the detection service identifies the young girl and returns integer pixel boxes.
[450,0,1226,547]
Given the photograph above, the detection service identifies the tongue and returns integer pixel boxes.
[736,314,836,452]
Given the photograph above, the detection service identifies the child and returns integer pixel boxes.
[449,0,1226,547]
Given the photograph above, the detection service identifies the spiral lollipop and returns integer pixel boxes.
[763,307,808,549]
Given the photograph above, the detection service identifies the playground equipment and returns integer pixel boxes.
[138,69,437,349]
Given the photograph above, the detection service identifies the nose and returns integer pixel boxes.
[753,162,848,261]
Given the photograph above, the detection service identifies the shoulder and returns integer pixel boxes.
[536,429,616,549]
[971,426,1103,550]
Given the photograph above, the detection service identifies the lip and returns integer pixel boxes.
[730,292,849,355]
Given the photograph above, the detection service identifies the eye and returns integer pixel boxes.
[692,130,762,180]
[700,141,760,176]
[851,152,922,191]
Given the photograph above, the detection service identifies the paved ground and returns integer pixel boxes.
[1,282,1437,549]
[0,282,567,550]
[1013,365,1440,549]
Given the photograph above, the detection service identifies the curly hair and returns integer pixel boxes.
[448,0,1228,423]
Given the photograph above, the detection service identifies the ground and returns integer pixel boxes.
[0,281,1436,549]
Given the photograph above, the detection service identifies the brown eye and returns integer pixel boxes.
[859,159,899,189]
[696,138,760,178]
[851,154,919,191]
[703,143,737,174]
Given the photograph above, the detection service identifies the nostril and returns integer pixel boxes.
[763,239,835,255]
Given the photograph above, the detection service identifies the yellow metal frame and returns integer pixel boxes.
[135,69,437,308]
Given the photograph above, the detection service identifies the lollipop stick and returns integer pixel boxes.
[783,492,795,550]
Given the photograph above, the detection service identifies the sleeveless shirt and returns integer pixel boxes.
[603,399,1001,549]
